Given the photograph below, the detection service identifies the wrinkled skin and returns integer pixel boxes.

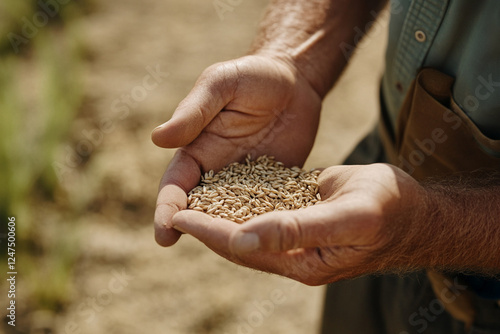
[152,55,322,247]
[171,163,426,285]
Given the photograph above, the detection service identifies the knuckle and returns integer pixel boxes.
[203,61,237,84]
[274,214,302,251]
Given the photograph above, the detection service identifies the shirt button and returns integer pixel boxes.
[396,82,404,93]
[415,30,426,42]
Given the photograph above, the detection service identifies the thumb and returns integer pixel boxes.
[151,64,236,148]
[230,201,376,255]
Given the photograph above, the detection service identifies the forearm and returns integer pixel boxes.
[249,0,388,97]
[388,172,500,274]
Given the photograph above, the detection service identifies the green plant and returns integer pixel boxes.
[0,10,84,316]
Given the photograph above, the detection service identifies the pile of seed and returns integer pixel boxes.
[187,155,321,223]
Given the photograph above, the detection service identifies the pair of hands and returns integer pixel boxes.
[152,55,425,285]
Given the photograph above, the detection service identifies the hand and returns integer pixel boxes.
[171,164,428,285]
[152,55,322,247]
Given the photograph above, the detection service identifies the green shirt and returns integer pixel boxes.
[382,0,500,300]
[382,0,500,139]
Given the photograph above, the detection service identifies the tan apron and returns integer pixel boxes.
[380,68,500,330]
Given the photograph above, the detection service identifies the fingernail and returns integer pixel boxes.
[154,122,167,131]
[234,232,260,253]
[172,225,187,234]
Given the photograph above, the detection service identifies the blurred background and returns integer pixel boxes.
[0,0,386,333]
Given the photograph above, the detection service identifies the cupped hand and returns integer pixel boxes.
[152,55,322,247]
[171,164,428,285]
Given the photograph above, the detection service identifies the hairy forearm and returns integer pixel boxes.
[249,0,388,97]
[389,172,500,274]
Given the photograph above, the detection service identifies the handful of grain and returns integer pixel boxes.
[187,155,321,223]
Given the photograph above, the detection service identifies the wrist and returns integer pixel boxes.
[249,49,327,99]
[370,181,438,273]
[248,0,389,98]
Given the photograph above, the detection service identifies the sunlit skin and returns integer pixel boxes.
[152,0,500,284]
[171,164,429,285]
[152,55,321,247]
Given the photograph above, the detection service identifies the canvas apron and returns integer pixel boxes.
[321,68,500,333]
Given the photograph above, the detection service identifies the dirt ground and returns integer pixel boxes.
[23,1,387,333]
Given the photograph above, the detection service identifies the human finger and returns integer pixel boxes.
[154,149,202,246]
[227,200,382,255]
[171,209,325,282]
[151,63,237,148]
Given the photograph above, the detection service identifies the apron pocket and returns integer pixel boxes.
[393,68,500,181]
[388,68,500,331]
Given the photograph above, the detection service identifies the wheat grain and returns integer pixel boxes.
[187,155,321,223]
